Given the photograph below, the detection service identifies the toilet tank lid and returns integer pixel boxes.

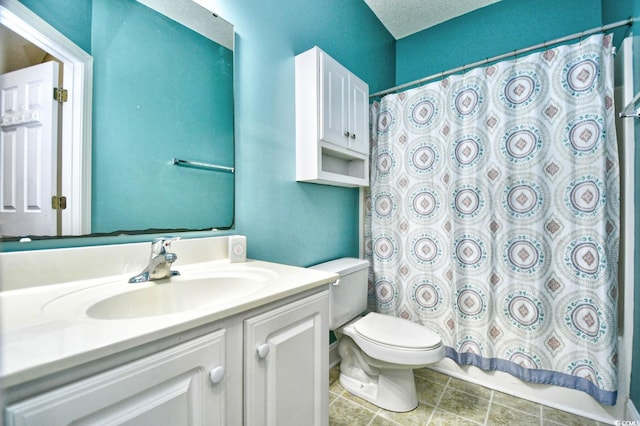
[310,258,369,275]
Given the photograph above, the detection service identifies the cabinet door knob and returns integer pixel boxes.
[209,366,225,384]
[350,133,356,139]
[256,343,270,359]
[344,131,350,137]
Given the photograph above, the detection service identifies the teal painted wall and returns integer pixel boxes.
[396,0,605,86]
[17,0,92,53]
[10,0,395,263]
[209,0,395,266]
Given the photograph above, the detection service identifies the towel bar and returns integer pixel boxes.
[171,157,235,174]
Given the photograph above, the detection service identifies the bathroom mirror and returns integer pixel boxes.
[0,0,234,241]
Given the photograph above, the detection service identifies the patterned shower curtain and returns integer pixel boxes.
[366,34,619,405]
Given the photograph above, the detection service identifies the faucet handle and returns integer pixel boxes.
[151,236,180,256]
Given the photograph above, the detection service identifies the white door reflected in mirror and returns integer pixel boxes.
[0,61,59,236]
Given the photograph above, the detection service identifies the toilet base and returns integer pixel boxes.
[339,367,418,412]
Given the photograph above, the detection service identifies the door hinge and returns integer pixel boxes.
[53,87,68,103]
[52,196,67,210]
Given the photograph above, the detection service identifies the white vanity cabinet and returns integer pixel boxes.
[295,46,369,187]
[244,290,329,426]
[4,329,230,426]
[4,288,329,426]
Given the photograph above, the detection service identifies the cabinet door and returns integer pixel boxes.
[347,74,369,155]
[5,330,228,426]
[244,291,329,426]
[319,53,349,148]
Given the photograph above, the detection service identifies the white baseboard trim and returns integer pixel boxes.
[329,341,340,369]
[626,398,640,421]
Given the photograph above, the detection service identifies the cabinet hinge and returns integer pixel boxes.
[53,87,68,103]
[52,196,67,210]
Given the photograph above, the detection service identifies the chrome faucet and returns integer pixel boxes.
[129,237,181,283]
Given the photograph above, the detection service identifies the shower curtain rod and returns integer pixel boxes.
[370,18,633,98]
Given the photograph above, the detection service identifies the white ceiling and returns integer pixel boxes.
[364,0,501,40]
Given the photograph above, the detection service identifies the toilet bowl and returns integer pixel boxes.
[337,312,445,411]
[311,258,445,412]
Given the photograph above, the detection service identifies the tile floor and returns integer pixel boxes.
[329,366,607,426]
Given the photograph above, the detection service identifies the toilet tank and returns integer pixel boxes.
[310,258,369,329]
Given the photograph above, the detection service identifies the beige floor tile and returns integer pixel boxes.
[428,408,482,425]
[414,368,451,385]
[329,397,377,426]
[416,375,447,406]
[329,365,605,426]
[340,387,382,412]
[330,366,340,384]
[329,368,344,396]
[542,406,600,426]
[447,376,493,399]
[491,390,541,416]
[437,388,490,424]
[330,381,344,396]
[378,402,434,426]
[369,415,403,425]
[487,402,540,426]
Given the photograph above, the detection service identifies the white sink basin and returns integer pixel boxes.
[43,267,276,320]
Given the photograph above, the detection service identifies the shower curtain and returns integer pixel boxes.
[366,33,619,405]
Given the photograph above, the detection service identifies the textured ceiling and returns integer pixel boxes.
[364,0,501,40]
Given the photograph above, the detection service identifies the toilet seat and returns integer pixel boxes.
[342,312,444,366]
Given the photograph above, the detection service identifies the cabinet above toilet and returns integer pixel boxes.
[295,47,370,188]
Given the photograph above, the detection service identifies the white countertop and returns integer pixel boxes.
[0,259,337,388]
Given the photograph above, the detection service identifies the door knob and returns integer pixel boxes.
[256,343,270,359]
[209,366,225,384]
[344,131,350,137]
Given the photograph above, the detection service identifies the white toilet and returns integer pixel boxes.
[311,258,445,412]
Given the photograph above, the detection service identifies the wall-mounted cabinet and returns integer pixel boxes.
[295,46,369,187]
